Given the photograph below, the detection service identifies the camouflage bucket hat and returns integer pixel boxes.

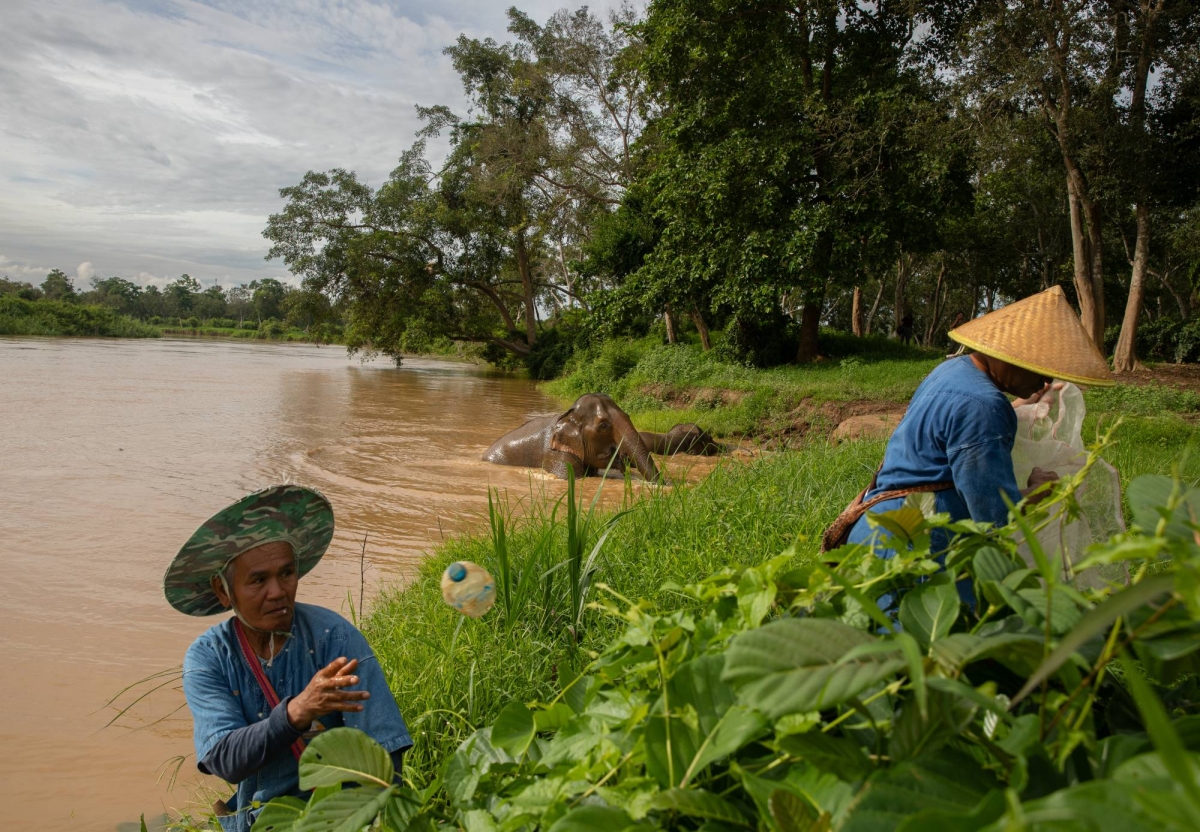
[163,484,335,616]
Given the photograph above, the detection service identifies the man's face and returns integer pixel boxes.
[981,355,1051,399]
[211,541,299,631]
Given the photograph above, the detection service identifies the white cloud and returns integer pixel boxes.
[0,254,53,281]
[76,261,95,283]
[0,0,634,288]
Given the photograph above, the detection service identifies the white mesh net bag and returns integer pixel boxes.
[1011,383,1127,590]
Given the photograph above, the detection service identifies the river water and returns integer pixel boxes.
[0,337,657,830]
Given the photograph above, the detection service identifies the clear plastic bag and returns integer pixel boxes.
[1011,383,1127,589]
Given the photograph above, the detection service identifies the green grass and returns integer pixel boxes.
[0,296,161,338]
[546,336,943,435]
[362,405,1200,787]
[160,325,322,342]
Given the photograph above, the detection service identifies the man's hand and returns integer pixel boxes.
[1013,382,1065,408]
[287,657,370,731]
[1021,466,1059,505]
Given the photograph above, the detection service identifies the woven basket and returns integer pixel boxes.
[949,286,1115,387]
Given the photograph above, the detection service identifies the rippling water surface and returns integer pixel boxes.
[0,337,573,830]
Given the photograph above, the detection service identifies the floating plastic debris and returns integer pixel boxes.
[440,560,496,618]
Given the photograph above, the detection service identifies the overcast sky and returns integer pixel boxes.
[0,0,626,290]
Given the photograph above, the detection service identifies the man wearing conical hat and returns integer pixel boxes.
[165,485,413,831]
[823,286,1114,580]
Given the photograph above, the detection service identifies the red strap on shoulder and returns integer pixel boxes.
[233,618,306,762]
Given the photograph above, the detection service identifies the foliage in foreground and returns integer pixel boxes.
[0,295,161,338]
[255,451,1200,831]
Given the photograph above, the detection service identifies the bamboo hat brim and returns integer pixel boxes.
[948,286,1115,387]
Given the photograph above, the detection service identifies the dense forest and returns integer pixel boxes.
[262,0,1200,375]
[10,1,1200,375]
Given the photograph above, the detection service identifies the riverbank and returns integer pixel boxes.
[362,407,1200,792]
[0,295,161,338]
[547,335,1200,441]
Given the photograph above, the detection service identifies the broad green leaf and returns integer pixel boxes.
[459,809,499,832]
[888,688,977,762]
[723,619,905,718]
[533,702,576,732]
[769,789,830,832]
[899,574,960,651]
[931,631,1043,676]
[380,788,424,831]
[650,788,750,825]
[444,728,513,807]
[972,547,1019,585]
[295,785,393,832]
[1015,587,1083,634]
[779,731,871,782]
[925,677,1009,718]
[298,728,394,790]
[735,762,855,825]
[1127,474,1200,540]
[547,805,643,832]
[895,631,927,719]
[1120,655,1200,821]
[839,749,998,832]
[894,789,1005,832]
[981,778,1169,832]
[491,702,536,757]
[1114,751,1200,781]
[1011,575,1174,705]
[251,797,307,832]
[649,654,764,788]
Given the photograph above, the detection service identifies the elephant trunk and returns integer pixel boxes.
[610,409,662,483]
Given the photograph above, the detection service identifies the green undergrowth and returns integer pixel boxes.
[546,336,941,437]
[362,442,887,781]
[547,336,1200,445]
[362,415,1200,791]
[271,441,1200,832]
[160,325,323,343]
[0,295,161,338]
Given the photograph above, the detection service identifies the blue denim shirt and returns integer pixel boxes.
[183,603,413,831]
[849,355,1021,558]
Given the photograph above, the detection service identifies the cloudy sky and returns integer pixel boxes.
[0,0,625,290]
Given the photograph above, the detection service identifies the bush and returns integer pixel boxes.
[258,318,288,337]
[263,456,1200,831]
[0,296,160,338]
[1106,317,1200,364]
[721,308,800,367]
[180,316,200,328]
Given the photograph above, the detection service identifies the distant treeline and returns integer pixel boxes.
[0,270,344,343]
[0,295,161,338]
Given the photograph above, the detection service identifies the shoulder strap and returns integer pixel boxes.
[233,618,306,762]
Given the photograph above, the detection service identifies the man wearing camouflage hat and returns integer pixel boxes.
[165,485,412,832]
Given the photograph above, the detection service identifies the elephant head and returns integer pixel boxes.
[550,394,662,482]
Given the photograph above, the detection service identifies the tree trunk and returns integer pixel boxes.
[851,286,864,337]
[1066,173,1104,346]
[515,230,537,346]
[923,259,947,347]
[663,303,678,344]
[865,278,886,336]
[893,252,911,335]
[795,294,823,363]
[689,304,711,351]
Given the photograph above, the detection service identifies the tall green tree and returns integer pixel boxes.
[637,0,967,361]
[40,269,77,302]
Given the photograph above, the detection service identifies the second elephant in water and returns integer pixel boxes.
[482,393,722,481]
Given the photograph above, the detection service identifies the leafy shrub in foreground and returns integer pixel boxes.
[255,441,1200,830]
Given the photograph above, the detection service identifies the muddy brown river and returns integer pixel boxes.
[0,337,717,830]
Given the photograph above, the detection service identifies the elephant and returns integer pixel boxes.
[482,393,722,481]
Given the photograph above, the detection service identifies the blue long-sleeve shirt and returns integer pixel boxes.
[183,604,413,832]
[198,696,406,785]
[849,355,1022,556]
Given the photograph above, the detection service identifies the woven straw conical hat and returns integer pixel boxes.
[949,286,1114,387]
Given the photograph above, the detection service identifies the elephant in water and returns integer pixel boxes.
[483,393,722,481]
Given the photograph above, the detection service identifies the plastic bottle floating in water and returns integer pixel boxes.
[441,561,496,618]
